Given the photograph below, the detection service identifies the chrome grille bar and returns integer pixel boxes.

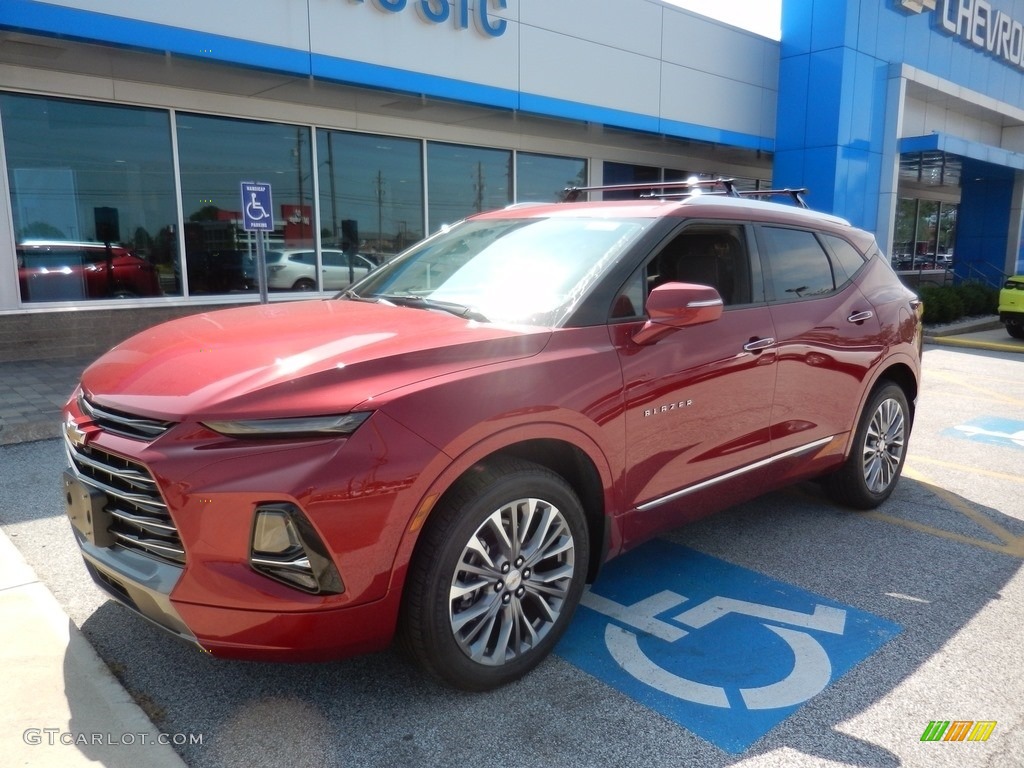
[79,393,174,441]
[64,428,185,567]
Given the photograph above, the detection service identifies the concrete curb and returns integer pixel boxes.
[922,317,1003,337]
[0,530,188,768]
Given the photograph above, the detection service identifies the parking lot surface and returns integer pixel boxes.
[2,341,1023,768]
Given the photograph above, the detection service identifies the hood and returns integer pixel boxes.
[81,299,549,420]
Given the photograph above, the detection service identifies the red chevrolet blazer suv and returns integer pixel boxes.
[61,181,923,690]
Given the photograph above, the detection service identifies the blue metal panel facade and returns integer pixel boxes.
[776,0,1024,275]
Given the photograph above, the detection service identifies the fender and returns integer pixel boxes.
[836,347,921,459]
[385,419,622,598]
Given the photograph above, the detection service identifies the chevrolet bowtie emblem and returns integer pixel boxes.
[64,416,91,448]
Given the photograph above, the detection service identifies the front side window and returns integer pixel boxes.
[611,224,755,320]
[351,216,650,327]
[1,93,179,302]
[760,227,836,302]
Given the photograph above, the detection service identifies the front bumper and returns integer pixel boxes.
[75,524,399,660]
[61,399,443,661]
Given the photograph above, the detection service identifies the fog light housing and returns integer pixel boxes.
[249,503,344,595]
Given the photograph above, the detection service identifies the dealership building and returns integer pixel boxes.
[2,0,1024,359]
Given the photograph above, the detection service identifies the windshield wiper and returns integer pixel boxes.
[375,294,489,322]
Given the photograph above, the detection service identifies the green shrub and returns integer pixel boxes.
[919,284,965,324]
[952,281,998,316]
[917,281,997,325]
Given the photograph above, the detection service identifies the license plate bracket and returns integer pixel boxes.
[63,469,116,548]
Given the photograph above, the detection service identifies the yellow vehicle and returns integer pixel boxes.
[1000,275,1024,339]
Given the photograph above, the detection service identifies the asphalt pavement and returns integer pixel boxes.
[1,316,1022,767]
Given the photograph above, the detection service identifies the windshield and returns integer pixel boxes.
[345,216,649,326]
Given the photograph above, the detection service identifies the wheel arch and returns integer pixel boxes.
[869,359,919,423]
[391,428,617,601]
[487,439,608,583]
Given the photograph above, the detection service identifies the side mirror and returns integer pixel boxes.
[632,282,723,345]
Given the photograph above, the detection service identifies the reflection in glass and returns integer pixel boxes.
[176,113,314,294]
[602,161,660,200]
[892,197,958,269]
[316,130,424,267]
[761,227,835,300]
[516,152,586,203]
[427,142,511,233]
[1,93,179,302]
[353,215,649,327]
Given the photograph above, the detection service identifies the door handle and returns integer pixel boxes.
[743,337,775,352]
[847,310,874,324]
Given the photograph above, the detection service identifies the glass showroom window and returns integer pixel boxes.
[317,130,424,267]
[516,152,587,203]
[176,113,315,295]
[1,93,179,303]
[602,161,660,200]
[427,142,512,233]
[892,197,957,269]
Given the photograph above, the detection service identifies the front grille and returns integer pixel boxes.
[65,434,185,566]
[79,393,175,441]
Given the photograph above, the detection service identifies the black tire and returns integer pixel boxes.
[1007,323,1024,340]
[292,278,316,291]
[399,457,589,691]
[825,382,910,510]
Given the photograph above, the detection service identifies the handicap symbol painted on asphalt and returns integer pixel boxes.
[945,416,1024,450]
[556,540,901,754]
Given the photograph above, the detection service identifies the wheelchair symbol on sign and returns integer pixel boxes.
[580,589,847,709]
[246,192,270,222]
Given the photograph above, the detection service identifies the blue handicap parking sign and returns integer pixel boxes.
[556,540,901,754]
[241,181,274,231]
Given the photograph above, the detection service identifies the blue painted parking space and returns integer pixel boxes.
[556,540,901,754]
[946,417,1024,450]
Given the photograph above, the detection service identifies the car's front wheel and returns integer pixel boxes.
[825,382,910,509]
[1006,322,1024,340]
[399,458,589,690]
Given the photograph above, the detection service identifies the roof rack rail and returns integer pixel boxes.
[562,178,736,202]
[736,188,809,208]
[562,178,810,209]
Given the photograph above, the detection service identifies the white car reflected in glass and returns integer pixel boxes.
[266,249,375,291]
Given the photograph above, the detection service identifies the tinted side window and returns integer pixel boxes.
[610,225,756,320]
[822,234,867,286]
[760,227,835,302]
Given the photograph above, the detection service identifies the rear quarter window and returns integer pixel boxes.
[822,234,867,285]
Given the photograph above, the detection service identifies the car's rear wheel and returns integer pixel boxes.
[1006,322,1024,340]
[825,382,909,509]
[399,458,589,690]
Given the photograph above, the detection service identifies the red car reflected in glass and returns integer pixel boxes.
[18,240,162,302]
[60,181,923,691]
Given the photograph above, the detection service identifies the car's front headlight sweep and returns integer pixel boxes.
[201,412,371,439]
[201,413,370,594]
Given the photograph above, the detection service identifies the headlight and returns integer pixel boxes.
[201,412,371,438]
